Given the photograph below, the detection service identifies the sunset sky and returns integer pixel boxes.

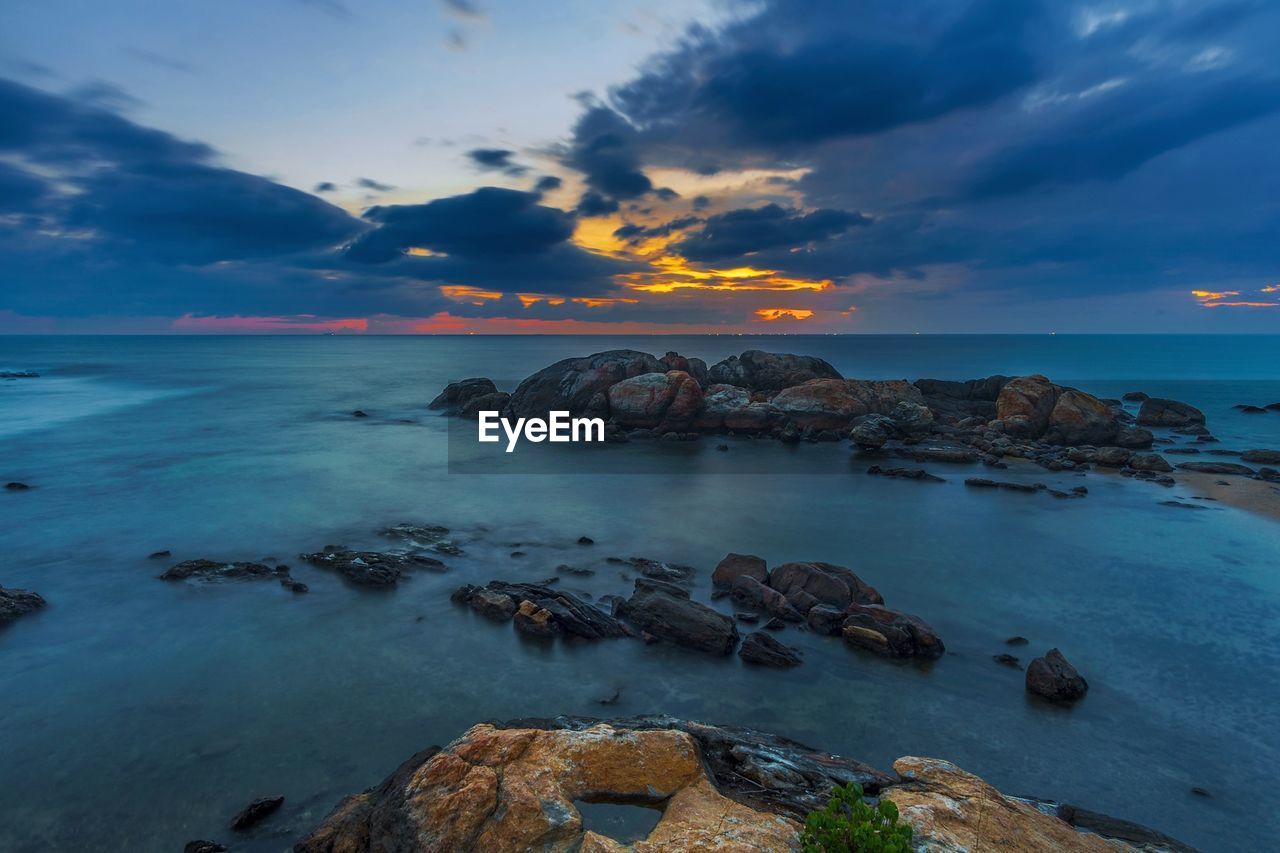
[2,0,1278,333]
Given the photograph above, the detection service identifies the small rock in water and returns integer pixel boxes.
[510,551,526,558]
[1191,787,1212,798]
[148,550,171,559]
[595,688,622,706]
[866,466,944,483]
[1025,648,1088,702]
[0,371,39,379]
[716,444,729,452]
[351,410,369,418]
[280,577,309,593]
[184,842,228,853]
[993,653,1022,669]
[230,795,285,831]
[4,482,31,491]
[1005,636,1029,646]
[577,536,594,545]
[557,564,595,576]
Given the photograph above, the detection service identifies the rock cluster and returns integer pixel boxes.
[300,547,446,587]
[296,716,1189,852]
[452,581,632,640]
[0,585,47,624]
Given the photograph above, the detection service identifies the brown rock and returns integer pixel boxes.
[1026,648,1089,701]
[730,576,803,622]
[607,371,704,431]
[842,604,945,660]
[770,379,865,430]
[1137,398,1206,427]
[768,561,883,611]
[506,350,664,418]
[738,631,803,667]
[706,350,842,392]
[996,375,1058,438]
[885,757,1119,852]
[712,553,768,588]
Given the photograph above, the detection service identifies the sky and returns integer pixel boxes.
[1,0,1278,334]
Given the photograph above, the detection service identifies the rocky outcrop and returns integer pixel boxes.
[770,379,923,432]
[160,559,285,582]
[842,604,945,660]
[300,547,446,587]
[886,757,1149,852]
[231,795,284,831]
[914,376,1009,423]
[451,581,631,640]
[729,576,803,623]
[619,578,739,655]
[1026,648,1089,702]
[606,371,703,431]
[429,378,502,416]
[768,561,883,612]
[738,631,802,667]
[0,585,47,623]
[1241,449,1280,464]
[997,376,1120,445]
[706,350,841,392]
[297,717,1186,853]
[505,350,664,418]
[1137,398,1205,427]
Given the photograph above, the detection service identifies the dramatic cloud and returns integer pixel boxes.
[672,204,870,261]
[564,105,652,202]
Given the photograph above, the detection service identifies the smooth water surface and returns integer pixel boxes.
[1,335,1279,852]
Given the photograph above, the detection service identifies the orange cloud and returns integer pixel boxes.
[756,308,814,321]
[409,311,730,334]
[440,285,503,304]
[619,256,831,293]
[1191,288,1279,308]
[572,297,640,308]
[172,314,368,333]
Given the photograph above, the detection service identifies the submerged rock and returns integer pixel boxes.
[1240,449,1280,464]
[866,465,945,482]
[738,631,802,667]
[300,547,445,587]
[619,578,738,655]
[453,582,630,640]
[160,559,281,581]
[0,370,39,379]
[1177,461,1256,476]
[1026,648,1089,702]
[0,586,47,623]
[182,842,227,853]
[4,482,31,491]
[230,795,284,831]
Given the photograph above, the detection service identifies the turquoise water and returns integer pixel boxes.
[1,335,1278,852]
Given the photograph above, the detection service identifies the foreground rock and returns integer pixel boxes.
[428,378,507,418]
[297,717,1188,852]
[1026,648,1089,702]
[620,578,739,654]
[230,795,284,831]
[996,375,1121,445]
[607,370,704,431]
[842,604,946,660]
[300,547,445,587]
[452,581,631,640]
[0,586,47,624]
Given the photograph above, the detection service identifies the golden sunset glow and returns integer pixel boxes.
[406,247,447,257]
[440,285,503,303]
[572,296,640,308]
[1191,288,1279,308]
[755,308,814,321]
[618,256,831,293]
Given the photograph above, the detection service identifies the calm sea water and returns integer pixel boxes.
[1,335,1279,852]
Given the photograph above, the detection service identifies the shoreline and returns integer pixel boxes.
[1172,471,1280,522]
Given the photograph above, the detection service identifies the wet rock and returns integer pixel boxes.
[1006,636,1029,646]
[1240,449,1280,465]
[1177,461,1256,476]
[1046,387,1120,445]
[1236,404,1267,414]
[1128,452,1173,473]
[1116,426,1154,449]
[763,617,786,631]
[1026,648,1088,702]
[607,370,704,431]
[429,378,499,414]
[735,612,758,624]
[866,466,944,483]
[1122,391,1149,401]
[996,375,1058,438]
[577,536,594,545]
[1160,500,1208,510]
[914,376,1008,423]
[160,559,280,581]
[770,379,863,430]
[0,370,39,379]
[556,564,595,577]
[895,445,981,464]
[711,553,768,588]
[618,556,696,587]
[1094,446,1132,467]
[147,550,171,559]
[513,600,560,638]
[730,575,803,622]
[4,482,31,491]
[993,653,1022,669]
[888,400,934,435]
[456,582,630,640]
[842,605,945,660]
[300,547,445,587]
[768,562,882,614]
[351,409,368,418]
[279,577,309,593]
[695,384,764,431]
[505,350,663,418]
[707,350,842,392]
[380,523,456,552]
[183,842,227,853]
[230,795,284,831]
[965,478,1045,494]
[806,603,846,636]
[0,586,47,623]
[1137,397,1205,427]
[849,414,893,448]
[738,631,802,667]
[620,578,739,655]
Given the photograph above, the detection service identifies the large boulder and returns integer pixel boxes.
[1025,648,1088,701]
[712,553,768,588]
[607,371,704,430]
[914,376,1009,423]
[1046,388,1120,446]
[842,604,945,659]
[620,578,739,655]
[770,379,863,430]
[505,350,663,418]
[730,576,803,622]
[694,385,781,432]
[846,380,926,414]
[996,375,1059,438]
[0,586,47,623]
[706,350,842,392]
[767,562,883,612]
[1137,398,1206,427]
[658,351,709,386]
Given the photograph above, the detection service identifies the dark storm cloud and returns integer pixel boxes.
[575,190,619,217]
[345,186,575,262]
[564,105,652,201]
[466,148,528,176]
[533,175,562,193]
[671,204,870,261]
[612,216,701,244]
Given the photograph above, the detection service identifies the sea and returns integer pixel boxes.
[1,334,1278,851]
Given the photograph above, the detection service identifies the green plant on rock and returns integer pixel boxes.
[800,782,914,853]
